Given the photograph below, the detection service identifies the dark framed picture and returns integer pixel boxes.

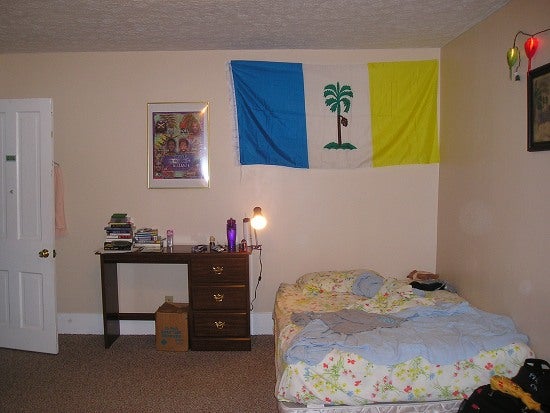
[528,62,550,151]
[147,102,210,188]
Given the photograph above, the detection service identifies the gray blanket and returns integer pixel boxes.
[291,309,403,334]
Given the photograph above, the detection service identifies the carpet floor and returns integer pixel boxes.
[0,334,278,413]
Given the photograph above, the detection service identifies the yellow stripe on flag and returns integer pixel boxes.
[368,60,440,167]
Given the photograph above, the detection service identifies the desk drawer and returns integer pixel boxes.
[191,257,248,283]
[193,312,249,337]
[192,285,248,310]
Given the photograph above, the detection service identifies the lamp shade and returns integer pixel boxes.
[506,47,519,80]
[524,37,539,71]
[251,207,267,230]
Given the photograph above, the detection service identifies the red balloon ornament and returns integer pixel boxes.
[524,37,539,72]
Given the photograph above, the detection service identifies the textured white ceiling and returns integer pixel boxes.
[1,0,510,53]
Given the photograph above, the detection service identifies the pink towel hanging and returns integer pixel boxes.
[54,163,67,236]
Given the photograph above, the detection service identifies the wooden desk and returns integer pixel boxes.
[98,245,250,350]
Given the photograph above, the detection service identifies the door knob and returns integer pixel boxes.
[38,249,50,258]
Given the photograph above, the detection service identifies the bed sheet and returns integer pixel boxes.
[274,282,534,406]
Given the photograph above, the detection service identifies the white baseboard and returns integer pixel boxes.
[57,313,104,334]
[250,311,274,335]
[57,312,274,335]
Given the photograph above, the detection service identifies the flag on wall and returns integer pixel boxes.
[229,59,439,169]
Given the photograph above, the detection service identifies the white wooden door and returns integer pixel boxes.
[0,98,58,354]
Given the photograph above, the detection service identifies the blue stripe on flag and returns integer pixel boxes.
[231,60,309,168]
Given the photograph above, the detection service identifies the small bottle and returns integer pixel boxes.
[209,235,216,252]
[166,229,174,248]
[239,238,248,252]
[226,218,237,252]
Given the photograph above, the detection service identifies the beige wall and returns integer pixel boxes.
[438,0,550,360]
[0,49,440,319]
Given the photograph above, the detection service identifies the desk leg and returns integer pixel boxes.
[100,260,120,348]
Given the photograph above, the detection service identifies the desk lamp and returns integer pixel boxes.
[248,207,266,311]
[250,207,267,250]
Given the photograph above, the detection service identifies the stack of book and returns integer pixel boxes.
[134,228,163,251]
[103,213,134,251]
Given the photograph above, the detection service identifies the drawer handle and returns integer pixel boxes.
[214,321,226,330]
[212,266,224,275]
[213,293,224,302]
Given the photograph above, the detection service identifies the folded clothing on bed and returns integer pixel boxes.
[352,271,457,299]
[351,271,385,297]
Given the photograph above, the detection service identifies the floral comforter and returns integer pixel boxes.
[274,275,533,406]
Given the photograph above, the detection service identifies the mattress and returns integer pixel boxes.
[278,399,462,413]
[273,270,534,410]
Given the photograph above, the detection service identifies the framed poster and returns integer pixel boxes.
[147,102,210,188]
[528,62,550,152]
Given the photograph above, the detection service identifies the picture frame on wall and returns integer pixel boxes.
[527,62,550,152]
[147,102,210,188]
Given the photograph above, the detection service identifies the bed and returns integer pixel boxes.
[273,269,534,413]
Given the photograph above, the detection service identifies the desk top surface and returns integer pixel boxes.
[97,245,249,263]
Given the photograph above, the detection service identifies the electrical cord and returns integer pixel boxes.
[250,246,262,311]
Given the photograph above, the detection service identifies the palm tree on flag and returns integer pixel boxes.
[323,82,356,149]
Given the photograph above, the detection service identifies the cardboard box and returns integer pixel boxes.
[155,302,189,351]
